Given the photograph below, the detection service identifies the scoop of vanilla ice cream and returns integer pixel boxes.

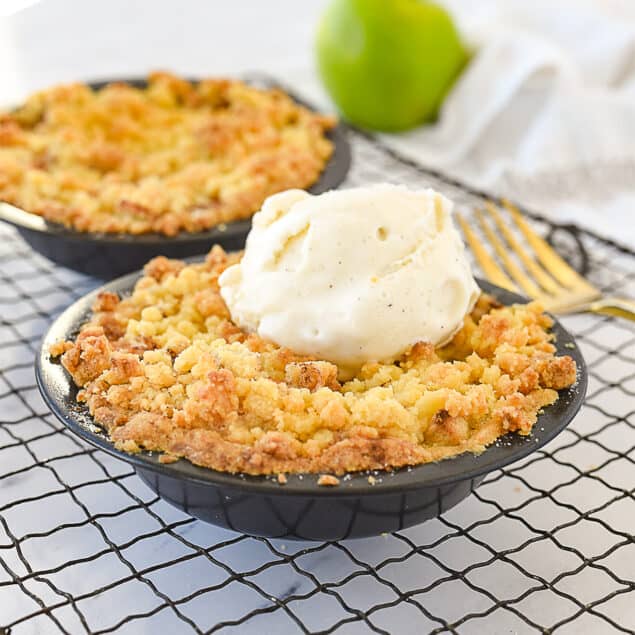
[219,184,479,373]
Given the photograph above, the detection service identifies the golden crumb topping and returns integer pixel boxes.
[51,247,577,477]
[0,72,335,235]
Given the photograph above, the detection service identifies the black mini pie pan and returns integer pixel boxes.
[36,275,586,541]
[1,77,351,279]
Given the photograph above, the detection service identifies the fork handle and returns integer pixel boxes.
[587,297,635,322]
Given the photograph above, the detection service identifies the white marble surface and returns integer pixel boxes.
[1,2,634,634]
[0,0,329,103]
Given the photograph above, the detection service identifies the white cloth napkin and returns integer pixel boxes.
[376,0,635,248]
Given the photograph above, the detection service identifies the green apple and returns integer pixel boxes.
[316,0,467,131]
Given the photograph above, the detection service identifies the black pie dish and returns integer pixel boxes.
[0,77,351,279]
[36,274,586,541]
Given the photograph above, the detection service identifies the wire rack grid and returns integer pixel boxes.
[0,129,634,635]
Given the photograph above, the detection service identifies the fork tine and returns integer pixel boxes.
[502,200,597,293]
[484,202,562,295]
[456,213,519,293]
[475,210,545,299]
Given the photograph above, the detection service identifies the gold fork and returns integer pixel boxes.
[457,200,635,321]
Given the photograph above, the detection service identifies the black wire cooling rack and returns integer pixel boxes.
[1,129,634,635]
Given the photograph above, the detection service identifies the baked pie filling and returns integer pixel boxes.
[51,247,577,478]
[0,72,335,235]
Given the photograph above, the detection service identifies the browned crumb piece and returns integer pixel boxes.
[115,439,141,453]
[49,340,73,357]
[536,356,577,390]
[92,291,120,312]
[91,291,126,339]
[159,454,179,464]
[470,293,502,322]
[367,475,377,486]
[285,361,340,391]
[60,326,111,386]
[405,341,437,364]
[143,256,185,282]
[183,369,239,427]
[424,410,470,446]
[277,473,288,485]
[51,247,577,477]
[317,474,340,487]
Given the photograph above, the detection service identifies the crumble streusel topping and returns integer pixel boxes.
[51,247,577,476]
[0,72,335,235]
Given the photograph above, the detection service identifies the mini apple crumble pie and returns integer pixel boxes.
[0,72,335,235]
[50,247,577,477]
